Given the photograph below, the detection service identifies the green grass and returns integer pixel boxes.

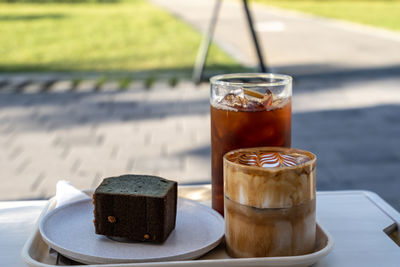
[117,77,132,90]
[0,0,242,73]
[254,0,400,32]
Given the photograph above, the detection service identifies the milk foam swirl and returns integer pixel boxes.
[231,151,310,168]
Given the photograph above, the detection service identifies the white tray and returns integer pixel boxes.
[22,186,334,267]
[22,186,333,267]
[18,188,400,267]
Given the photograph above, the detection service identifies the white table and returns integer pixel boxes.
[1,187,400,266]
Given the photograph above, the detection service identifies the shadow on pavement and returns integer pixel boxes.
[179,104,400,210]
[0,64,247,76]
[0,14,67,21]
[274,63,400,92]
[0,93,209,132]
[1,63,399,96]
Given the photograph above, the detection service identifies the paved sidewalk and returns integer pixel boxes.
[1,77,400,209]
[1,0,400,210]
[0,81,211,200]
[151,0,400,76]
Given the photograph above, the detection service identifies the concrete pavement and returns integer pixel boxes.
[0,81,210,200]
[151,0,400,76]
[1,74,400,209]
[1,0,400,210]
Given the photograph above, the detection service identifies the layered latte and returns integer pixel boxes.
[223,147,316,257]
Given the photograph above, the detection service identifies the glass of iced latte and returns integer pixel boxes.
[224,147,316,257]
[210,73,292,215]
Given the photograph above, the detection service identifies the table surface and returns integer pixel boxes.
[1,187,400,267]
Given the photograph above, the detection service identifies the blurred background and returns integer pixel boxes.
[1,0,400,209]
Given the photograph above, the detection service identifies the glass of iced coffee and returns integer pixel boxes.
[223,147,316,257]
[210,73,292,215]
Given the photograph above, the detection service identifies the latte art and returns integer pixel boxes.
[231,151,310,168]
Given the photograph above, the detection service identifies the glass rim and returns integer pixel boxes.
[210,73,292,87]
[223,147,316,171]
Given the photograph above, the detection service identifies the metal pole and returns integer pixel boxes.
[243,0,267,72]
[192,0,222,84]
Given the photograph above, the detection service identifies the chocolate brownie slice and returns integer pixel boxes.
[93,174,177,243]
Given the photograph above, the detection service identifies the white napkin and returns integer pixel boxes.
[55,180,90,208]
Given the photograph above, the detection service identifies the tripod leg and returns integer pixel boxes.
[192,0,223,84]
[243,0,267,72]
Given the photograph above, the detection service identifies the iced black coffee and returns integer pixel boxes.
[210,73,292,215]
[224,147,316,257]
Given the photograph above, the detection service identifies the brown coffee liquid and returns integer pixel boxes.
[210,99,291,215]
[225,197,316,257]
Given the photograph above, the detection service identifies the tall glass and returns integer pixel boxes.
[210,73,292,215]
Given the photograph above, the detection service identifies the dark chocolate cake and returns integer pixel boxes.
[93,174,177,243]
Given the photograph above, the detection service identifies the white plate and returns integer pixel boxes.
[39,197,224,264]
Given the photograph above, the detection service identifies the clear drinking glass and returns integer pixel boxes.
[210,73,292,215]
[224,147,316,257]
